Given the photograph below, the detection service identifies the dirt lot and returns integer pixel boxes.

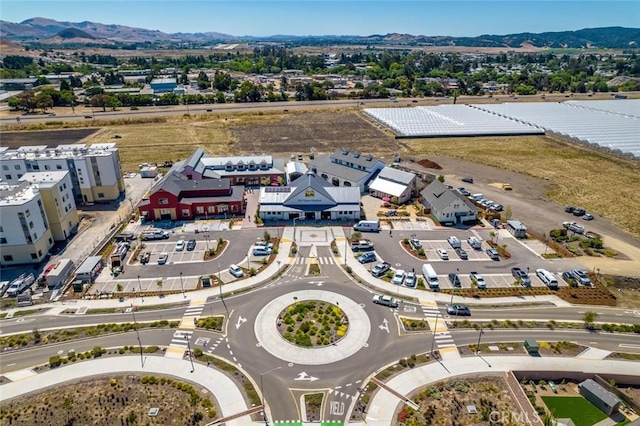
[0,374,219,425]
[1,128,100,148]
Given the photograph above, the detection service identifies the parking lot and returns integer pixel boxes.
[135,240,210,265]
[91,274,199,295]
[434,272,568,290]
[416,239,491,261]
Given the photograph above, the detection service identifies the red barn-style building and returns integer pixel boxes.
[138,172,244,221]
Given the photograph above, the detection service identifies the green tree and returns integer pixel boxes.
[437,175,445,183]
[35,92,54,112]
[583,311,599,330]
[105,96,122,111]
[90,93,110,111]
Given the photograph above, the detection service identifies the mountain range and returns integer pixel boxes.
[1,17,638,48]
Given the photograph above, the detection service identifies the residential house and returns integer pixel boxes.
[420,179,477,225]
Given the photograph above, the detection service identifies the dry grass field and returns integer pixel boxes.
[401,134,640,238]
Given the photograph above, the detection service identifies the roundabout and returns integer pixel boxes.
[254,289,371,365]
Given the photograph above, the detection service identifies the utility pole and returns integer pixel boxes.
[131,304,144,367]
[260,366,282,425]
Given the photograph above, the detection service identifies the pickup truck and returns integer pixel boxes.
[140,230,170,240]
[511,267,532,287]
[351,240,374,252]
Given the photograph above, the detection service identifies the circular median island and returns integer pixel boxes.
[276,301,349,347]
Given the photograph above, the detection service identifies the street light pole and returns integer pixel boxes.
[180,272,185,298]
[218,263,228,314]
[293,217,298,245]
[430,310,439,357]
[185,334,195,373]
[260,366,282,425]
[130,304,144,367]
[476,325,484,355]
[137,275,144,303]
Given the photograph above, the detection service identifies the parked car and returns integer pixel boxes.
[461,177,474,183]
[157,253,168,265]
[572,269,592,286]
[436,248,449,260]
[253,247,272,256]
[404,271,416,287]
[486,248,500,260]
[582,213,594,221]
[358,252,377,264]
[456,187,470,196]
[448,272,461,287]
[371,262,391,277]
[565,205,575,213]
[511,267,531,287]
[572,208,586,216]
[490,204,504,212]
[409,238,422,250]
[447,305,471,316]
[352,240,375,251]
[139,251,151,265]
[186,239,196,251]
[562,271,576,285]
[175,240,185,251]
[255,241,274,250]
[229,264,244,278]
[470,272,486,289]
[568,223,585,234]
[455,248,468,260]
[392,270,406,285]
[372,294,398,308]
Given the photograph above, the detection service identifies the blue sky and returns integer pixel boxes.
[1,1,637,37]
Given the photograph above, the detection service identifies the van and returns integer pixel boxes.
[421,263,440,290]
[467,236,482,250]
[536,269,558,289]
[353,220,380,232]
[470,193,484,201]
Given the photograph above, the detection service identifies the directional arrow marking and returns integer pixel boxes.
[379,318,389,333]
[294,372,319,382]
[235,316,247,330]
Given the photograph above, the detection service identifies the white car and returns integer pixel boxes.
[404,271,416,287]
[229,264,244,278]
[175,240,185,251]
[157,253,168,265]
[392,269,406,285]
[436,248,449,260]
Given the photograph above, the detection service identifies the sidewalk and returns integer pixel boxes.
[361,355,640,425]
[1,355,253,426]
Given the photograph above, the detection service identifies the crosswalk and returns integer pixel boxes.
[165,299,205,359]
[291,256,335,265]
[419,301,459,356]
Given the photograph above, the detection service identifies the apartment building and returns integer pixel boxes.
[0,181,54,266]
[19,171,79,241]
[0,143,125,204]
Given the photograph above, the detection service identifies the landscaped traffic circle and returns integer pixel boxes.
[277,301,349,347]
[255,290,371,365]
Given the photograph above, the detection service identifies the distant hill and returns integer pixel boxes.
[56,27,96,39]
[0,17,638,48]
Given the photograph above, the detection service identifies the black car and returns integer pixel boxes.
[562,271,576,285]
[186,239,197,251]
[448,272,461,287]
[565,205,575,213]
[455,248,468,260]
[461,177,474,184]
[572,208,586,216]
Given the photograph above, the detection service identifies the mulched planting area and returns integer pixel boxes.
[276,300,348,347]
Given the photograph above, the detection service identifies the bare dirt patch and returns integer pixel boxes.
[1,128,101,148]
[231,110,397,155]
[0,374,219,425]
[416,158,442,169]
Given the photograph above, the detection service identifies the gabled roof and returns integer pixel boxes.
[579,379,620,407]
[152,171,230,197]
[308,154,370,182]
[377,166,416,185]
[330,149,382,169]
[185,148,206,169]
[420,179,477,213]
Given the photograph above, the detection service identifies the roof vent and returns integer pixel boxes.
[341,149,349,155]
[353,152,360,158]
[365,155,373,161]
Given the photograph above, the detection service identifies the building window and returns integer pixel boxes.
[231,205,238,212]
[4,174,11,180]
[0,226,3,231]
[45,165,50,170]
[49,237,53,244]
[17,174,22,178]
[207,206,215,213]
[98,193,104,198]
[38,250,42,256]
[31,253,38,259]
[29,221,34,229]
[182,209,190,217]
[32,165,39,170]
[159,198,169,205]
[0,237,6,244]
[25,209,30,217]
[196,206,204,214]
[1,165,7,171]
[56,165,62,170]
[14,164,21,170]
[3,255,13,261]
